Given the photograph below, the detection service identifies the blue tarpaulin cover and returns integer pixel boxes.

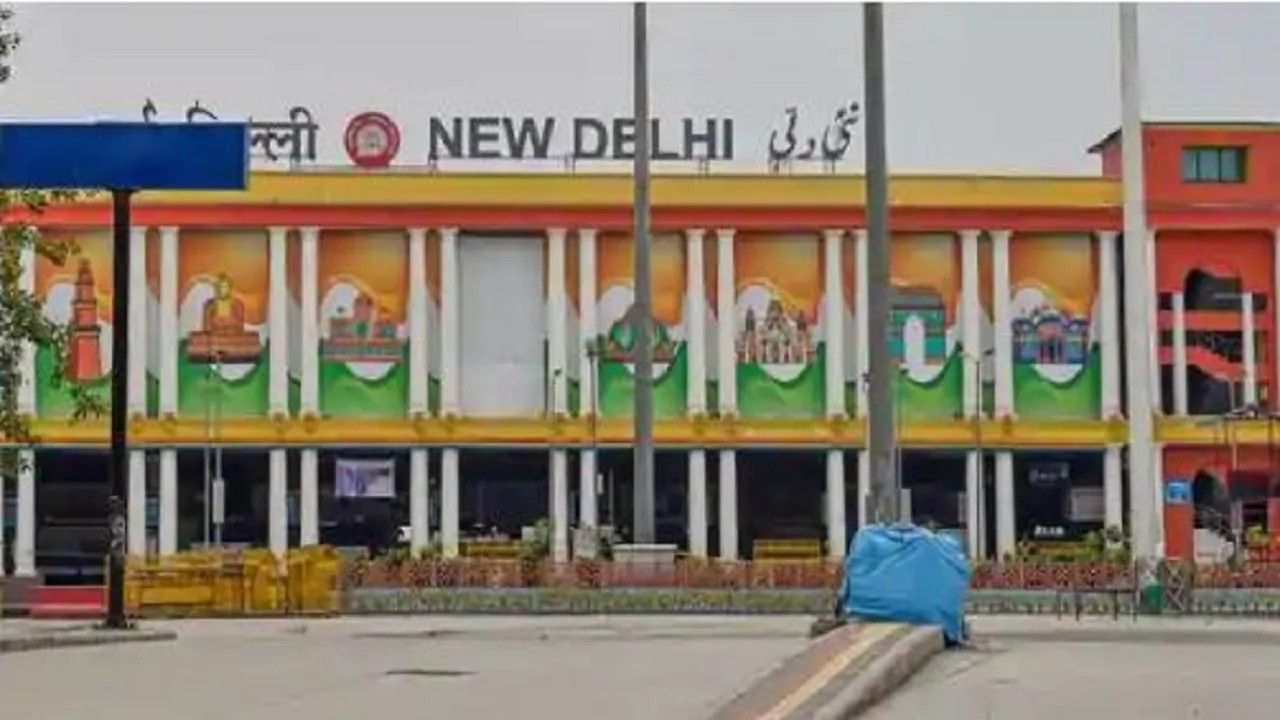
[842,524,972,643]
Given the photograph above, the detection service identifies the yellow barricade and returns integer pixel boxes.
[122,545,341,617]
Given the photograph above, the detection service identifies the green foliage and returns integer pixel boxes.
[0,7,104,477]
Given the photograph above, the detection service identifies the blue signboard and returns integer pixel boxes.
[0,121,249,190]
[1165,479,1192,505]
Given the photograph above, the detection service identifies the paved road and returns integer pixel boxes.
[0,616,811,720]
[866,616,1280,719]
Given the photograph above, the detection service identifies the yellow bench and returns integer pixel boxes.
[462,541,526,559]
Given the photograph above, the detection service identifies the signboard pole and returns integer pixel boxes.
[631,0,656,545]
[863,2,899,524]
[105,188,133,629]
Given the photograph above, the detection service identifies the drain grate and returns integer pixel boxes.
[383,668,474,678]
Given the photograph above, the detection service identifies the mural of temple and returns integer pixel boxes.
[736,298,815,365]
[1012,306,1090,365]
[889,285,947,362]
[602,302,677,363]
[323,292,403,362]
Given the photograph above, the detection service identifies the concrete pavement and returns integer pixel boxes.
[866,616,1280,720]
[0,620,176,654]
[0,616,813,720]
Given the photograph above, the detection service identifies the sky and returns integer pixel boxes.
[2,2,1277,174]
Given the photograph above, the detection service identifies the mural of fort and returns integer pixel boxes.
[888,285,947,362]
[323,291,404,363]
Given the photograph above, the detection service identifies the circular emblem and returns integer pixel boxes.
[344,112,401,168]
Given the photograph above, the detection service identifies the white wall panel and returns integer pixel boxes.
[460,235,546,415]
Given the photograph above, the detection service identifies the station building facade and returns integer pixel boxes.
[4,120,1280,578]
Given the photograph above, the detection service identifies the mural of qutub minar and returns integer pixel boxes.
[66,259,104,383]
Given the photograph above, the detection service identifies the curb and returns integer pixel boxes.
[808,626,944,719]
[0,628,178,655]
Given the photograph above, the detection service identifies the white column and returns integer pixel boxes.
[1098,231,1121,418]
[300,228,320,411]
[407,228,430,556]
[1242,292,1258,407]
[268,227,291,560]
[718,450,739,560]
[440,228,461,415]
[1147,230,1162,413]
[300,449,319,547]
[269,449,287,560]
[13,244,34,574]
[995,451,1015,559]
[965,450,982,561]
[159,228,179,415]
[715,229,737,415]
[408,228,430,415]
[299,227,320,548]
[268,227,290,415]
[550,449,569,562]
[687,229,708,414]
[854,230,870,415]
[688,451,708,557]
[826,450,847,559]
[159,450,178,555]
[578,229,600,530]
[961,229,982,416]
[127,452,146,558]
[409,449,429,554]
[991,230,1014,417]
[823,229,846,417]
[127,226,148,412]
[441,448,460,557]
[17,241,34,415]
[1171,292,1189,415]
[1151,443,1166,558]
[547,228,568,415]
[126,226,149,559]
[1104,446,1124,535]
[857,449,871,528]
[14,451,34,576]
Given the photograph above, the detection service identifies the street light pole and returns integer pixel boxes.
[631,0,656,544]
[863,2,898,523]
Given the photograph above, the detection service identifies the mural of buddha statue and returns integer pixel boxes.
[187,273,263,364]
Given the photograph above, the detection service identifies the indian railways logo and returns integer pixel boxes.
[344,112,401,168]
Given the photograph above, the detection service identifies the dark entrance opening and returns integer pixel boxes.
[738,450,825,558]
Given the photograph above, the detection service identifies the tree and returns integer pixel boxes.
[0,5,104,478]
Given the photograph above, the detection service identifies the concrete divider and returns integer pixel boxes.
[809,626,944,719]
[0,626,177,655]
[707,622,943,720]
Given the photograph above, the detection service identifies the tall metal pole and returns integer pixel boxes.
[631,1,656,544]
[104,189,133,629]
[863,2,898,523]
[1119,3,1160,558]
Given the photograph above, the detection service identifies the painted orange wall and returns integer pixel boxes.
[1099,126,1280,207]
[1156,230,1275,404]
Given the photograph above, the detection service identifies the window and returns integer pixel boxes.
[1182,146,1247,183]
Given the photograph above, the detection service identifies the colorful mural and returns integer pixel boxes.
[318,232,409,418]
[593,233,687,418]
[734,234,824,419]
[889,234,962,420]
[176,231,270,417]
[1008,234,1100,419]
[35,231,113,418]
